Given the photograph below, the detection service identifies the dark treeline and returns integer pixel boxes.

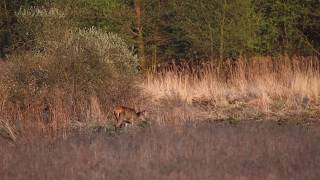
[1,0,320,67]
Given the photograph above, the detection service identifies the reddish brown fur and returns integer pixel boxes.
[113,106,146,128]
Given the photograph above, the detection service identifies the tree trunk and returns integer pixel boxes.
[134,0,146,69]
[1,0,9,58]
[152,0,161,71]
[219,0,226,66]
[209,24,214,62]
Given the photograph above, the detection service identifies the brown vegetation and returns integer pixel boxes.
[1,122,320,180]
[1,55,320,180]
[142,56,320,125]
[0,56,320,139]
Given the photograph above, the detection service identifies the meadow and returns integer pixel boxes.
[1,121,320,180]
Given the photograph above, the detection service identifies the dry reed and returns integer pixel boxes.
[142,56,320,122]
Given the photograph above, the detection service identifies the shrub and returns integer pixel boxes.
[0,7,140,134]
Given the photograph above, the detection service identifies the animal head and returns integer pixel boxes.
[137,110,148,121]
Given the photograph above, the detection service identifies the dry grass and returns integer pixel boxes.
[1,122,320,180]
[0,82,142,138]
[142,56,320,123]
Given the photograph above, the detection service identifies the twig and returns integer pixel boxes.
[297,30,320,56]
[0,119,17,142]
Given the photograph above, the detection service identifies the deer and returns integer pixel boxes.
[113,106,147,129]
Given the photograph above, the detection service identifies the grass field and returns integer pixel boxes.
[1,121,320,180]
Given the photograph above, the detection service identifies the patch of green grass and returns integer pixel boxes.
[0,127,13,141]
[137,120,150,129]
[271,99,286,111]
[92,122,118,136]
[89,120,150,136]
[255,111,267,120]
[225,116,240,125]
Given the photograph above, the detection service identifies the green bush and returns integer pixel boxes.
[4,7,139,114]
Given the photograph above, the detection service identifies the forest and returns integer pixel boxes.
[1,0,320,62]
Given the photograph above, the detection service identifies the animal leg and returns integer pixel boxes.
[114,112,123,128]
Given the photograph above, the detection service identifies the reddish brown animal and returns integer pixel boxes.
[113,106,147,128]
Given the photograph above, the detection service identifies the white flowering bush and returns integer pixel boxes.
[16,7,138,74]
[77,28,139,75]
[16,7,66,18]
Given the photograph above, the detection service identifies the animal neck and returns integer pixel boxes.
[137,111,145,117]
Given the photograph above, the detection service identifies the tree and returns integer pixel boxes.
[173,0,258,63]
[253,0,320,56]
[134,0,146,68]
[141,0,191,65]
[0,0,48,58]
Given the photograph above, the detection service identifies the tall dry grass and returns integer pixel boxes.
[142,56,320,122]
